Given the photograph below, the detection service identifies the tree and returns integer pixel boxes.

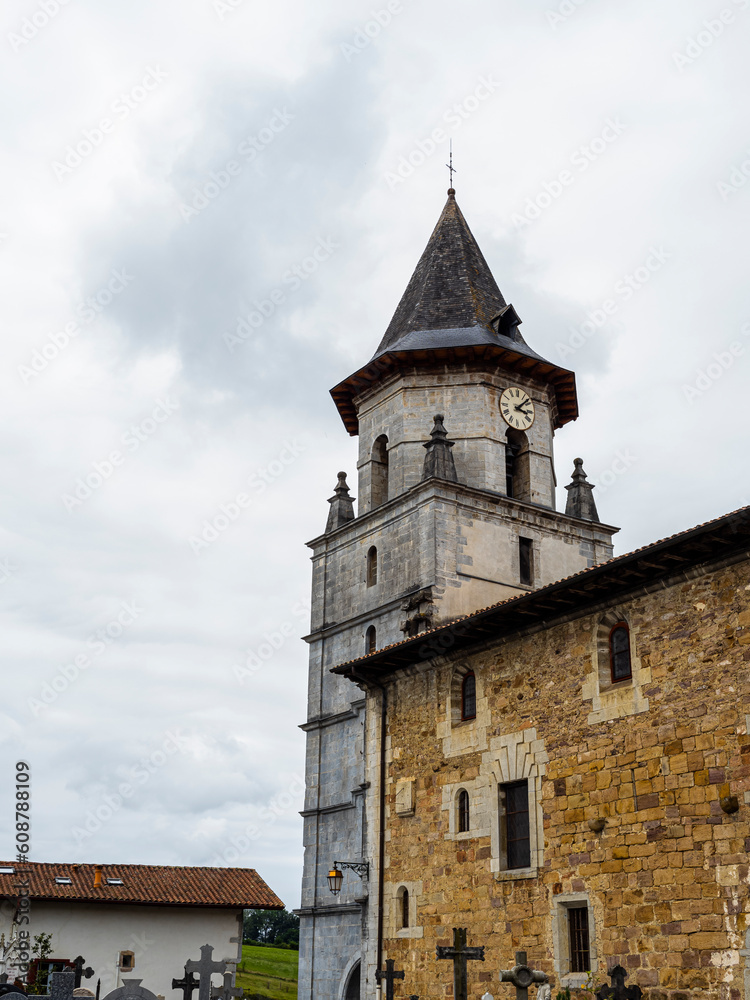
[243,909,299,949]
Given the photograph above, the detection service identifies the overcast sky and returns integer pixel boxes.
[1,0,749,914]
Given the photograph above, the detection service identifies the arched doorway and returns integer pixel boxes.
[343,961,361,1000]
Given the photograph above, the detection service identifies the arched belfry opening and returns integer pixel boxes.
[371,435,389,507]
[505,428,531,502]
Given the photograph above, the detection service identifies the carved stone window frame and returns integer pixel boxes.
[582,609,651,725]
[481,728,548,881]
[441,777,492,842]
[385,880,423,939]
[551,892,597,988]
[438,664,489,758]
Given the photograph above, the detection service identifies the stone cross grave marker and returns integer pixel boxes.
[210,973,242,1000]
[171,969,199,1000]
[498,952,548,1000]
[436,928,485,1000]
[185,946,227,1000]
[73,958,94,990]
[594,966,642,1000]
[375,960,404,1000]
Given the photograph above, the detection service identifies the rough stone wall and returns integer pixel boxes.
[379,559,750,1000]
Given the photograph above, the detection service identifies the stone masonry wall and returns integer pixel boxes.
[379,559,750,1000]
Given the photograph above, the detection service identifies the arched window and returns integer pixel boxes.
[366,626,377,654]
[371,435,389,508]
[505,428,531,502]
[457,789,470,833]
[366,546,378,587]
[609,622,632,682]
[398,887,409,929]
[461,672,476,721]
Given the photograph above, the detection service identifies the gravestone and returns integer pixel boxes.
[594,966,642,1000]
[498,953,548,1000]
[185,946,227,1000]
[171,970,199,1000]
[100,980,160,1000]
[436,928,485,1000]
[375,960,404,1000]
[209,973,241,1000]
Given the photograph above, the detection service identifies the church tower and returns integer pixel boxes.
[297,190,618,1000]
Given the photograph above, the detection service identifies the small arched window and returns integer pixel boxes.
[461,673,476,721]
[366,626,377,654]
[609,623,632,682]
[371,435,389,508]
[366,546,378,587]
[457,789,470,833]
[399,887,409,929]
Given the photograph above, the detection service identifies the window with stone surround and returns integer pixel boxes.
[457,788,470,833]
[366,626,377,654]
[500,780,531,869]
[519,537,534,586]
[592,610,640,697]
[366,546,378,587]
[487,728,547,880]
[551,893,597,987]
[461,672,476,720]
[399,887,409,929]
[389,880,423,938]
[371,435,389,507]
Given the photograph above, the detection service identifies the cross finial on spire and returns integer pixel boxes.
[446,140,456,194]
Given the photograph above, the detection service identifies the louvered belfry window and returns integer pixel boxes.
[568,906,590,973]
[504,780,531,869]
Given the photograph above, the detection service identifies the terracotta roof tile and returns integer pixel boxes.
[0,862,283,910]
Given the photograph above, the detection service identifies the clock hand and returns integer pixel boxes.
[513,402,530,411]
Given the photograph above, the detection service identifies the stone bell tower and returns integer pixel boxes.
[297,190,619,1000]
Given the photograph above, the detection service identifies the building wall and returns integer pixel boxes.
[2,902,242,999]
[377,558,750,1000]
[354,367,558,512]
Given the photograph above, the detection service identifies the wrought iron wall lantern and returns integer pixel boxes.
[327,861,369,895]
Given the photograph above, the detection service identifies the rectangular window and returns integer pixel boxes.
[568,907,590,973]
[519,538,533,586]
[503,780,530,869]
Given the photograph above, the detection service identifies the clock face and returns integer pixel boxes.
[500,386,535,431]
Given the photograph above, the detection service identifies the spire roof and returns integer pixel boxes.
[330,191,579,435]
[373,190,511,355]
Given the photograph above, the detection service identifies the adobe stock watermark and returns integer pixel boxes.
[673,0,748,72]
[716,146,750,201]
[341,1,407,61]
[547,0,590,29]
[208,774,307,866]
[27,600,144,716]
[556,246,672,361]
[187,438,308,554]
[384,76,500,190]
[590,450,637,496]
[233,600,310,685]
[179,107,294,222]
[52,68,168,181]
[512,118,627,229]
[0,558,16,585]
[223,236,340,352]
[18,268,135,384]
[8,0,71,52]
[70,730,199,847]
[212,0,247,19]
[61,397,179,512]
[681,322,750,403]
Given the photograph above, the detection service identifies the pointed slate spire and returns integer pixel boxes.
[326,472,355,532]
[565,458,600,522]
[422,415,459,483]
[375,191,514,354]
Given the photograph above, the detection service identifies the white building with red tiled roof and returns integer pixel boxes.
[0,861,283,1000]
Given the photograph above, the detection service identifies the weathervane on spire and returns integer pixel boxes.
[446,140,456,191]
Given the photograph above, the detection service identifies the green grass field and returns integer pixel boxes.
[235,944,299,1000]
